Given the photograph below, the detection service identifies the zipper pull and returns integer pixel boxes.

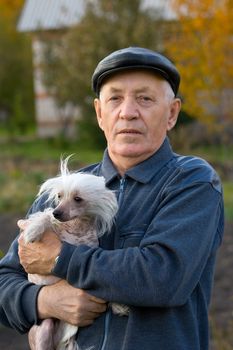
[119,177,125,192]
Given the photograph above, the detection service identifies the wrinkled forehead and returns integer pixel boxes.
[99,69,171,96]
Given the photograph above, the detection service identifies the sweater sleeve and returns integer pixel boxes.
[0,194,49,333]
[52,179,224,308]
[0,238,42,333]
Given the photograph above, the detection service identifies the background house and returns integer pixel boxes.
[17,0,86,137]
[17,0,174,138]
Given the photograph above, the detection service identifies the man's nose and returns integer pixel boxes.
[119,98,139,119]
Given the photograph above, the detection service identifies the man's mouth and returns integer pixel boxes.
[118,129,142,135]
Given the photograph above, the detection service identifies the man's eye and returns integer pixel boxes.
[74,196,83,202]
[139,96,152,101]
[137,95,154,106]
[109,96,120,101]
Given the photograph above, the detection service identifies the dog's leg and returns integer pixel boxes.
[66,336,78,350]
[28,319,55,350]
[54,321,78,350]
[23,210,53,244]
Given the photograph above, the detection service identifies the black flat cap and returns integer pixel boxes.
[92,47,180,96]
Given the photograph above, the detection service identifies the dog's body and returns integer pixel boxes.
[23,159,128,350]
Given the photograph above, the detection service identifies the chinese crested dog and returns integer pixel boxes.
[23,158,128,350]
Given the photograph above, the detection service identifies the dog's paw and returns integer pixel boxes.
[23,210,53,244]
[23,225,44,243]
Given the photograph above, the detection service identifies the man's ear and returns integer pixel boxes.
[167,98,181,131]
[94,98,104,130]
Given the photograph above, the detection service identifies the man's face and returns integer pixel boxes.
[94,70,181,171]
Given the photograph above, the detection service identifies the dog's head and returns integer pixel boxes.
[38,158,118,236]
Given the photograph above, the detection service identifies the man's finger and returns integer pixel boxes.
[89,294,107,304]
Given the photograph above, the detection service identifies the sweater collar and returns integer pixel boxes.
[101,137,174,185]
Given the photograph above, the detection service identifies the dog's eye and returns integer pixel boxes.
[74,196,83,202]
[57,194,62,199]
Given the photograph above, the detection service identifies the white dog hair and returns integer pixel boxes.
[23,157,128,350]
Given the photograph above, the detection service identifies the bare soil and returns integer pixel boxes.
[0,213,232,349]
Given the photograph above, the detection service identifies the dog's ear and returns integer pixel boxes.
[94,188,118,236]
[97,176,106,186]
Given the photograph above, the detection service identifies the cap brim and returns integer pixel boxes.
[95,66,172,95]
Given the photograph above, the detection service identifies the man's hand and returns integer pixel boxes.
[38,280,107,327]
[18,220,62,275]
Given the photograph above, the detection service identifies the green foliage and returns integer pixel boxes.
[11,92,29,133]
[223,182,233,220]
[0,8,35,135]
[42,0,166,146]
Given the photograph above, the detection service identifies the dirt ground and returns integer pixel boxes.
[0,213,232,349]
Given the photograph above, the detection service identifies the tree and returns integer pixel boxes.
[0,0,35,134]
[43,0,167,147]
[165,0,233,128]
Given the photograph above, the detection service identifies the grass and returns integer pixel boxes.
[0,137,104,163]
[210,318,233,350]
[0,137,233,218]
[0,137,104,214]
[185,144,233,163]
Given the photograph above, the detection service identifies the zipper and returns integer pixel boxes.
[118,176,126,205]
[99,177,126,350]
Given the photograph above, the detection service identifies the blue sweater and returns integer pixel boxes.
[0,138,224,350]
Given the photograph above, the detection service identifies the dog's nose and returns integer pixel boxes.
[53,210,63,220]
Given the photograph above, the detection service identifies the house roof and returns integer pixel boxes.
[17,0,86,32]
[17,0,175,33]
[141,0,175,19]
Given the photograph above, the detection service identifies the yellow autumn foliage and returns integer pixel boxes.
[166,0,233,125]
[0,0,24,19]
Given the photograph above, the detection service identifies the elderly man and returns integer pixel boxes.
[0,47,224,350]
